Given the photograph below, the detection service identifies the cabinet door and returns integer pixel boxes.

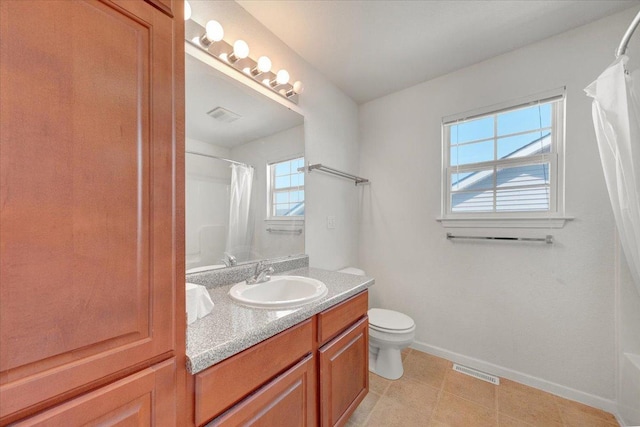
[12,358,176,426]
[209,355,316,427]
[319,317,369,427]
[0,0,178,421]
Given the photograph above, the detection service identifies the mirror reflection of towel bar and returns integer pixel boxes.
[446,233,553,244]
[267,228,302,235]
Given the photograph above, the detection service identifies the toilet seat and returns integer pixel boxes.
[368,308,415,333]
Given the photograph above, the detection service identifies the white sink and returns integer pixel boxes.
[229,275,328,309]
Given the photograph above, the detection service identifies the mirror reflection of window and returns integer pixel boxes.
[185,52,305,272]
[268,157,305,218]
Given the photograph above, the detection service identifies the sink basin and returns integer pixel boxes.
[229,275,328,309]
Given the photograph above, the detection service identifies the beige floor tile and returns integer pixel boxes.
[365,395,433,427]
[369,372,392,395]
[348,391,381,426]
[554,396,619,426]
[431,391,497,427]
[442,369,496,410]
[428,420,451,427]
[497,379,562,426]
[355,353,616,427]
[498,413,534,426]
[403,350,450,388]
[401,348,411,361]
[384,377,440,412]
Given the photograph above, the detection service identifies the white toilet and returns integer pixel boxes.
[337,267,416,380]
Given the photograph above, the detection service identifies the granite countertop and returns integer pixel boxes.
[186,267,374,374]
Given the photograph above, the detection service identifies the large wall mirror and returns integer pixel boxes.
[185,53,305,273]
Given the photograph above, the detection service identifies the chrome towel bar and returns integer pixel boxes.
[300,163,369,186]
[446,233,553,244]
[266,228,302,235]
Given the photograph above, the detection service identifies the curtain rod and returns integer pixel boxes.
[185,151,253,168]
[616,10,640,58]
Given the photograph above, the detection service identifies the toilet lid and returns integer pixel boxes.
[368,308,415,331]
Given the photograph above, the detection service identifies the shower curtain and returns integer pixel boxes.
[225,164,254,262]
[586,55,640,296]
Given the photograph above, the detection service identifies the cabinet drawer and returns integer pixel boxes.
[209,354,316,427]
[317,291,368,345]
[12,359,176,426]
[195,319,313,426]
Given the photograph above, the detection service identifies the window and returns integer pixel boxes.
[441,90,566,226]
[268,157,304,218]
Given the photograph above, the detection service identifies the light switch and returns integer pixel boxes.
[327,215,336,229]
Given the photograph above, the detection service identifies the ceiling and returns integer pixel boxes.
[186,53,303,147]
[236,0,638,104]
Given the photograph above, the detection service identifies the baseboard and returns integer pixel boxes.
[410,340,619,416]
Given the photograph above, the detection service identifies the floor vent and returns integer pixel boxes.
[453,364,500,385]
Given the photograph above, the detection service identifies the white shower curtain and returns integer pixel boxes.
[225,164,254,262]
[586,55,640,296]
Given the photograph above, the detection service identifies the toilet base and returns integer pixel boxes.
[369,346,404,380]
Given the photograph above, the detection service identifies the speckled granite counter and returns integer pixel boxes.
[186,267,374,374]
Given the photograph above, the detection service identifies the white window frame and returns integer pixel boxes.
[266,156,305,221]
[438,88,572,229]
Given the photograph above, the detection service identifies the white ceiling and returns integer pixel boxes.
[186,53,303,147]
[237,0,638,104]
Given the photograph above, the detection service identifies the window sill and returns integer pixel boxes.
[436,216,574,229]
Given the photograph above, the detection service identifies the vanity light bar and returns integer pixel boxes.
[184,14,303,104]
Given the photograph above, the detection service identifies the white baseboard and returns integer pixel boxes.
[410,340,621,418]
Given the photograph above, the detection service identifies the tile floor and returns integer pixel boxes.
[347,349,619,427]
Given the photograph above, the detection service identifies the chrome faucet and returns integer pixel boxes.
[222,252,237,267]
[246,261,274,285]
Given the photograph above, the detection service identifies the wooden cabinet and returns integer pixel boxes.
[210,355,316,427]
[319,318,369,427]
[0,0,184,424]
[317,291,369,426]
[195,320,314,425]
[192,291,369,427]
[11,359,177,427]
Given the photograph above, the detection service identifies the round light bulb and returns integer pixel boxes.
[205,20,224,42]
[292,81,304,94]
[276,69,290,85]
[184,1,192,20]
[233,40,249,59]
[257,56,272,73]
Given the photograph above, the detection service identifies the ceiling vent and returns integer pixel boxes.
[207,107,241,123]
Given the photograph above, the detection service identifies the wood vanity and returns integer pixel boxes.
[191,291,369,427]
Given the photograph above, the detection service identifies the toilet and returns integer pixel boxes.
[337,267,416,380]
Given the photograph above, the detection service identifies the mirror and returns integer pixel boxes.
[185,53,305,273]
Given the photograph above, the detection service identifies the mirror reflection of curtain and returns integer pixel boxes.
[586,55,640,297]
[225,164,254,262]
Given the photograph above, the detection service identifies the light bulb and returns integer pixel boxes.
[292,81,304,94]
[257,56,272,73]
[205,20,224,42]
[284,81,305,98]
[184,1,191,20]
[276,69,290,85]
[233,40,249,59]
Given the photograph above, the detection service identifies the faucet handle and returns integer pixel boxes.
[223,252,237,267]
